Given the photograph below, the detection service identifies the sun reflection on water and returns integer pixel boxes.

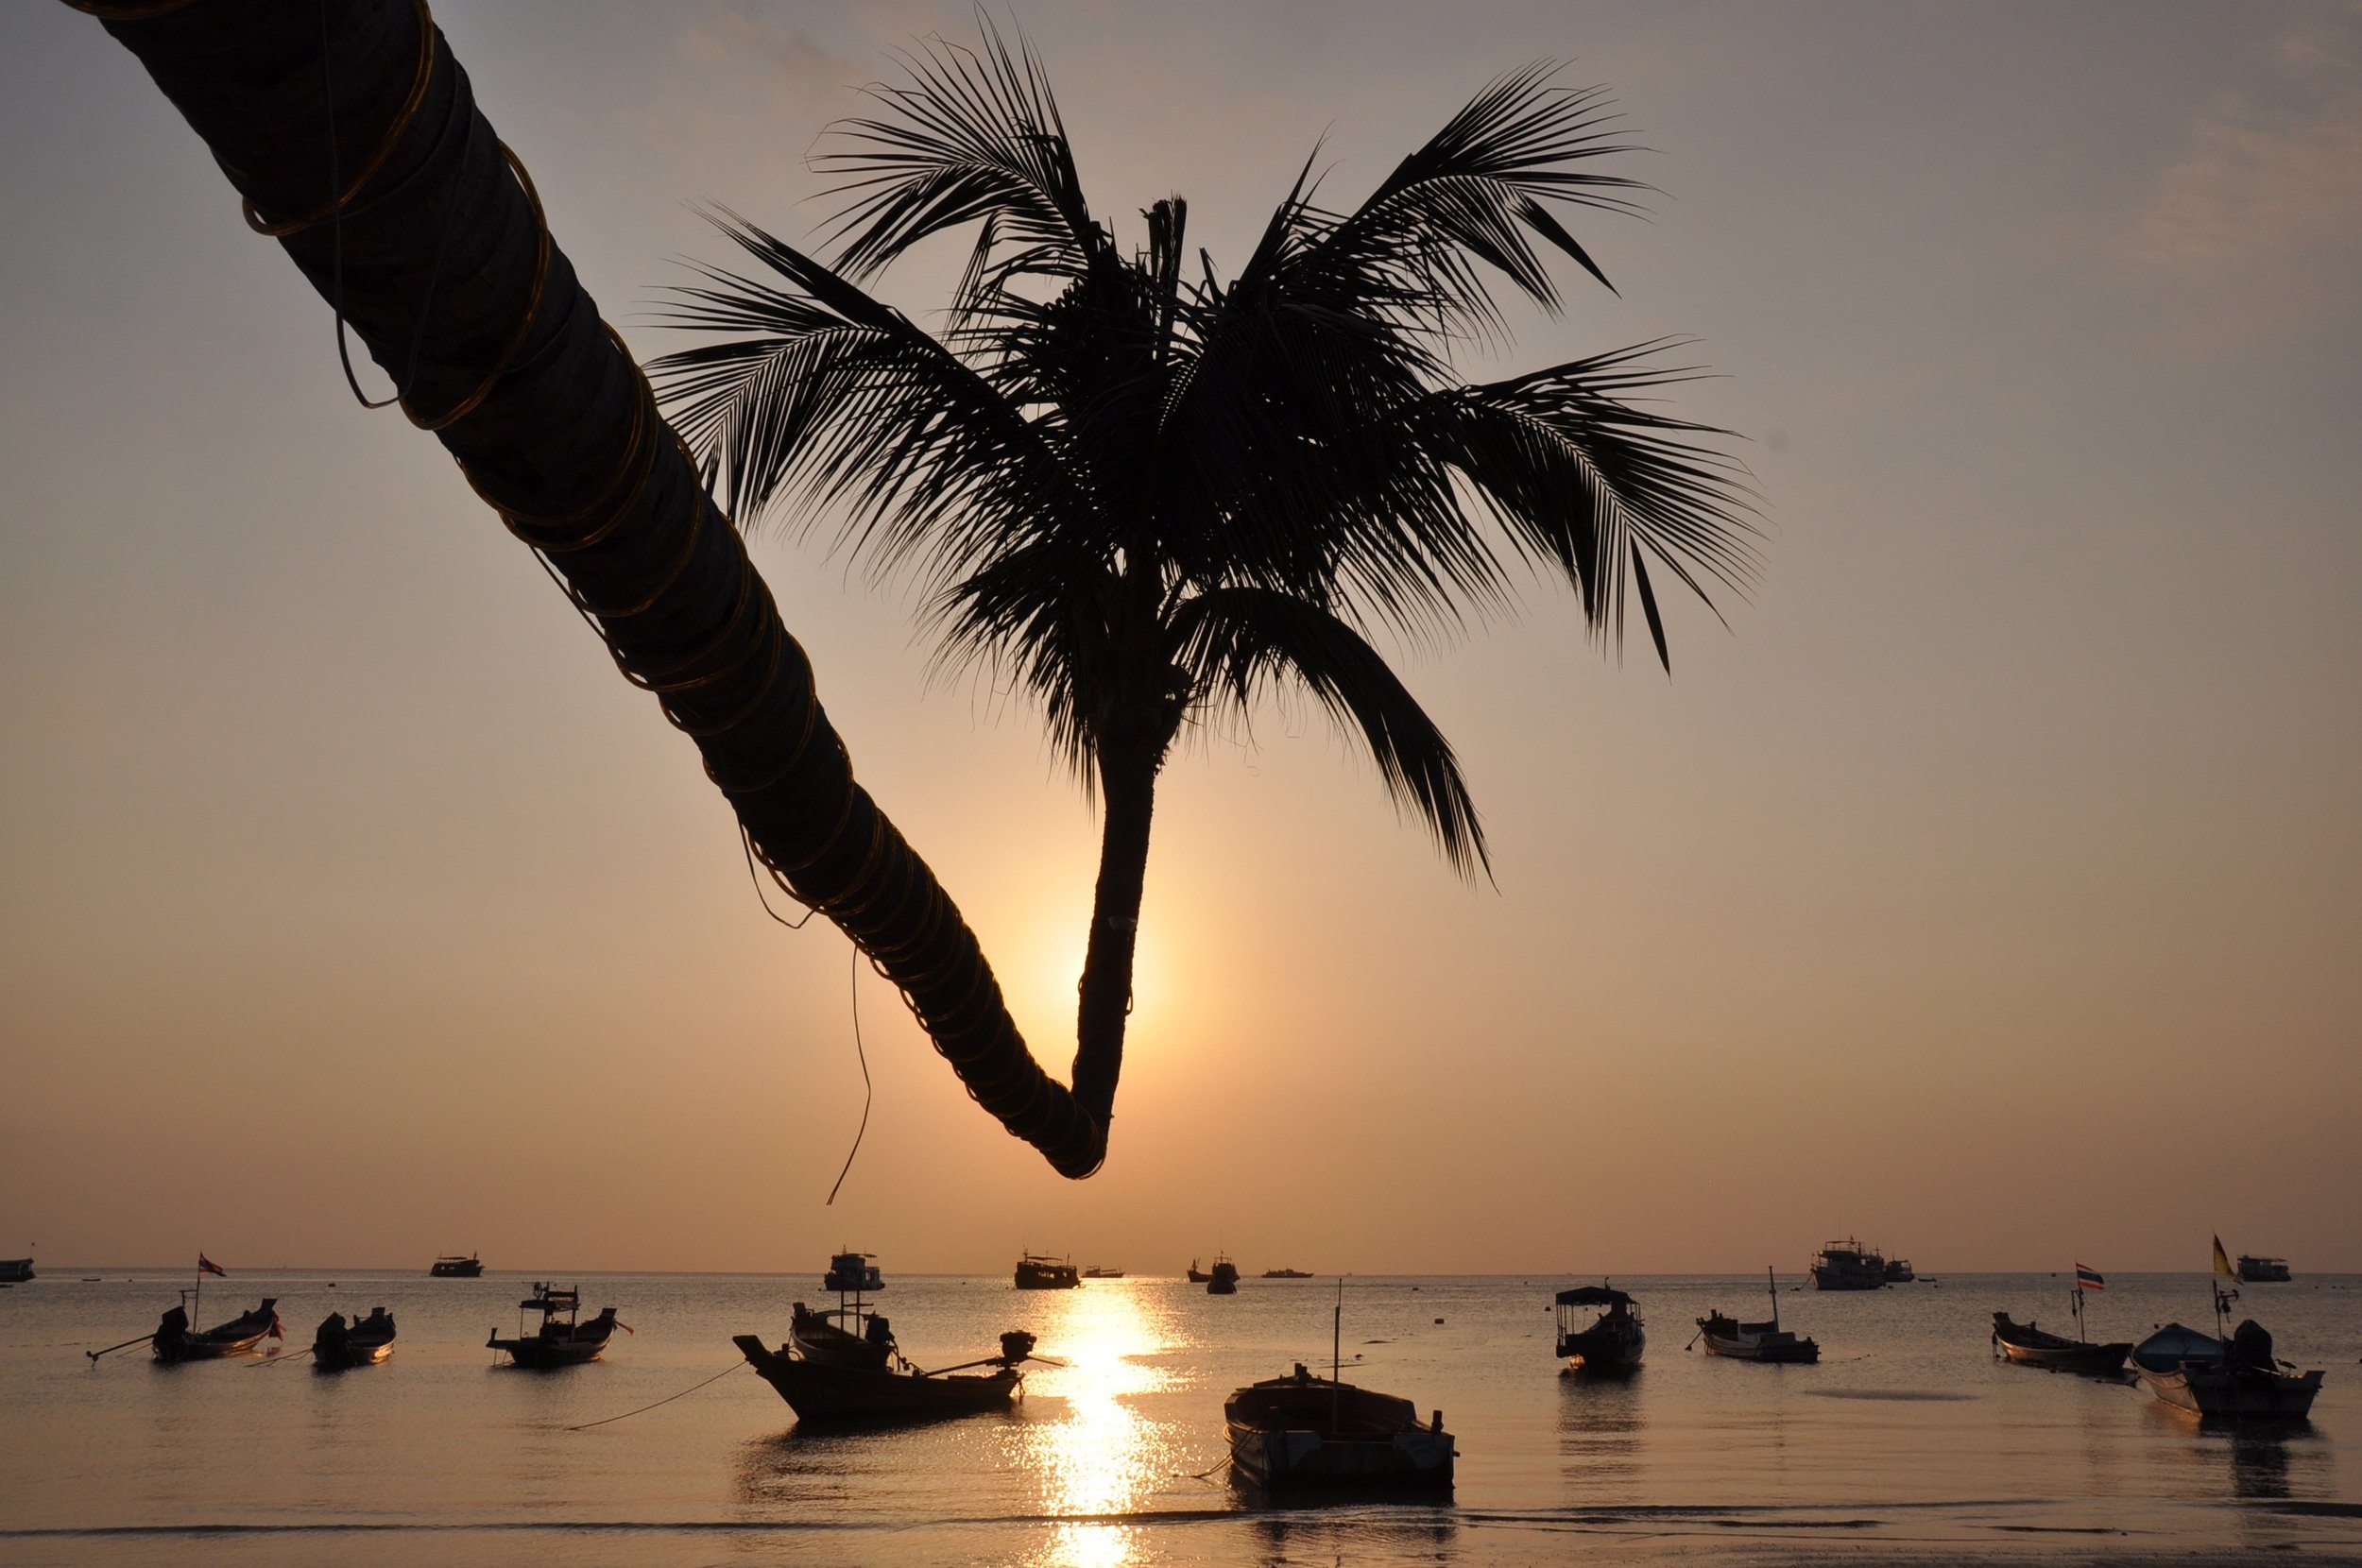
[1015,1280,1185,1568]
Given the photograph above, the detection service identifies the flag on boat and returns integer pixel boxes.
[2212,1236,2235,1279]
[197,1253,227,1277]
[2074,1264,2105,1291]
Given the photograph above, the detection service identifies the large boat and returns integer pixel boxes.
[2236,1254,2293,1284]
[1883,1256,1915,1284]
[1014,1253,1079,1290]
[1698,1269,1820,1362]
[1206,1255,1241,1296]
[1261,1268,1312,1279]
[1554,1283,1644,1374]
[1225,1288,1452,1491]
[154,1297,282,1362]
[1809,1237,1889,1290]
[734,1328,1039,1423]
[429,1253,485,1278]
[790,1253,894,1371]
[2132,1321,2322,1421]
[313,1307,397,1369]
[1082,1267,1125,1279]
[0,1258,33,1284]
[488,1283,622,1368]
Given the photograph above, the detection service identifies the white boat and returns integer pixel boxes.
[2131,1321,2322,1421]
[1698,1268,1820,1362]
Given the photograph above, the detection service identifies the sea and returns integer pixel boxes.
[2,1270,2356,1566]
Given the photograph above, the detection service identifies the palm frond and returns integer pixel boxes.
[1170,587,1488,878]
[818,15,1105,284]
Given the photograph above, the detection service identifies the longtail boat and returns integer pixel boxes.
[789,1253,894,1371]
[735,1329,1041,1423]
[488,1283,622,1368]
[1225,1287,1453,1491]
[155,1298,281,1362]
[1697,1269,1819,1363]
[314,1307,398,1369]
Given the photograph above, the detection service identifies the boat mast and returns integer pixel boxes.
[1331,1277,1344,1429]
[1767,1266,1779,1332]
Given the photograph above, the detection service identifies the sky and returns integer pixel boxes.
[3,1,2356,1277]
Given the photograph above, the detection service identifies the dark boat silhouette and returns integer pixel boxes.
[1014,1253,1079,1289]
[1555,1283,1645,1374]
[154,1298,281,1362]
[429,1253,484,1278]
[735,1329,1043,1423]
[314,1307,397,1369]
[488,1283,621,1368]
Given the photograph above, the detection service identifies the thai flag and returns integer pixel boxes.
[197,1253,227,1277]
[2074,1263,2104,1291]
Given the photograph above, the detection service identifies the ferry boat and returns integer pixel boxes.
[2236,1254,2292,1283]
[429,1253,485,1278]
[1013,1253,1079,1289]
[1809,1237,1889,1290]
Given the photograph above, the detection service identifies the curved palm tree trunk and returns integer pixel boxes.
[1072,744,1157,1128]
[73,0,1106,1176]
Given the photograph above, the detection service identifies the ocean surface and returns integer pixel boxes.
[2,1269,2356,1565]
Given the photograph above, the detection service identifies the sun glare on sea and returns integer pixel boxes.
[1013,1281,1183,1568]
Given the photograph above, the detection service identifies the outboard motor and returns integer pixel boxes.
[2230,1318,2275,1371]
[999,1330,1037,1365]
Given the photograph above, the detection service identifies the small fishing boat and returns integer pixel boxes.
[789,1253,893,1371]
[1883,1256,1915,1283]
[1992,1313,2129,1375]
[1014,1253,1079,1289]
[1082,1267,1125,1279]
[0,1258,33,1284]
[2132,1321,2322,1420]
[1206,1255,1241,1295]
[734,1329,1041,1423]
[313,1307,397,1369]
[1992,1264,2126,1375]
[155,1298,282,1362]
[1555,1283,1645,1374]
[488,1283,622,1368]
[2237,1254,2292,1284]
[1262,1268,1313,1279]
[1809,1238,1888,1290]
[1698,1269,1819,1362]
[1225,1287,1453,1491]
[1187,1259,1212,1283]
[429,1253,485,1278]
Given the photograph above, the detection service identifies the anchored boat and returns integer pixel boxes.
[1992,1264,2126,1375]
[1206,1256,1241,1296]
[1555,1283,1645,1374]
[1013,1253,1079,1289]
[2236,1254,2293,1284]
[2132,1321,2322,1420]
[1698,1269,1820,1362]
[313,1307,397,1369]
[1225,1287,1453,1491]
[1809,1238,1888,1290]
[429,1253,484,1278]
[735,1327,1044,1423]
[488,1283,622,1368]
[790,1253,894,1371]
[154,1298,282,1362]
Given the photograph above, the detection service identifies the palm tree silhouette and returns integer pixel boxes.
[656,25,1758,1135]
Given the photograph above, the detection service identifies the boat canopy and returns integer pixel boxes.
[1556,1286,1635,1307]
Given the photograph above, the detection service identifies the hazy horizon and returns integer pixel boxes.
[6,1,2357,1277]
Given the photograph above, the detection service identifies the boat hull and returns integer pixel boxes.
[315,1335,395,1369]
[490,1310,615,1368]
[0,1259,33,1284]
[2140,1363,2322,1420]
[735,1335,1018,1423]
[1557,1323,1645,1374]
[1226,1422,1455,1491]
[1992,1314,2129,1375]
[429,1258,484,1278]
[1698,1317,1819,1363]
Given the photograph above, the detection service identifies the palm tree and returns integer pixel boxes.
[655,26,1758,1137]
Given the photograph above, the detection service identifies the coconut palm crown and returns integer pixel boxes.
[653,26,1757,1133]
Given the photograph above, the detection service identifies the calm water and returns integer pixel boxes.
[2,1270,2357,1565]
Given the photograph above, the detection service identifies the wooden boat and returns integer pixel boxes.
[154,1298,281,1362]
[1227,1287,1452,1491]
[1261,1268,1312,1279]
[1884,1256,1915,1283]
[1555,1283,1645,1374]
[0,1258,33,1284]
[1698,1269,1819,1362]
[1014,1253,1079,1289]
[1187,1259,1212,1283]
[313,1307,397,1369]
[1082,1267,1125,1279]
[488,1283,621,1367]
[1992,1312,2128,1375]
[2237,1254,2292,1284]
[429,1253,484,1278]
[1809,1238,1888,1290]
[2132,1321,2322,1421]
[789,1252,893,1371]
[1206,1255,1240,1295]
[734,1328,1037,1423]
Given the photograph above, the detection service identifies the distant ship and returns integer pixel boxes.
[1014,1253,1079,1290]
[429,1253,485,1278]
[0,1258,33,1284]
[1809,1238,1889,1290]
[2236,1254,2292,1284]
[1261,1268,1313,1279]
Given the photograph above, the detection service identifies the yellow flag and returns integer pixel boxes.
[2212,1236,2236,1278]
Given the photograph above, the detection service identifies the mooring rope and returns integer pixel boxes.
[825,943,874,1205]
[568,1359,745,1431]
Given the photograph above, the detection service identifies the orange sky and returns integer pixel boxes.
[3,1,2356,1275]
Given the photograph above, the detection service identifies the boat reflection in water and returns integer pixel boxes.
[1012,1277,1183,1568]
